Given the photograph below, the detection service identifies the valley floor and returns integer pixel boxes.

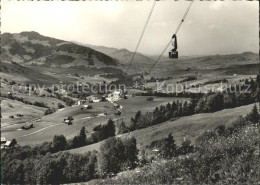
[1,96,187,146]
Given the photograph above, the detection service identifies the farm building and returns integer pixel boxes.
[21,124,34,130]
[81,105,92,110]
[1,137,7,144]
[64,116,74,125]
[113,103,120,108]
[97,113,107,117]
[88,96,101,103]
[4,141,12,148]
[4,139,16,148]
[17,113,24,117]
[106,90,124,102]
[93,99,100,103]
[64,119,72,125]
[152,148,160,152]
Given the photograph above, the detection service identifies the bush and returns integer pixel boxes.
[44,108,56,115]
[98,137,138,177]
[70,127,87,148]
[118,121,129,134]
[33,101,47,108]
[90,119,115,143]
[51,135,67,153]
[9,81,16,85]
[57,103,65,109]
[149,133,177,158]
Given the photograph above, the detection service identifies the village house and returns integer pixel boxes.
[1,137,7,144]
[87,95,101,103]
[64,119,72,125]
[81,104,92,110]
[3,139,17,149]
[93,99,101,103]
[64,116,73,125]
[106,90,124,102]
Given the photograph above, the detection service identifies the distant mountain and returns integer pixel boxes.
[74,42,155,66]
[1,31,119,67]
[75,42,259,73]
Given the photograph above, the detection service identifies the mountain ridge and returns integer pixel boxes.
[1,31,119,68]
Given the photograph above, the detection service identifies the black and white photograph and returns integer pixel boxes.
[1,0,259,184]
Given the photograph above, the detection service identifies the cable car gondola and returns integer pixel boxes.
[169,34,178,59]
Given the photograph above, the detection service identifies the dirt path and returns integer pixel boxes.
[17,123,63,138]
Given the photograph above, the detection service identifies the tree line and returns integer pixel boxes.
[119,76,260,133]
[2,104,260,184]
[1,135,137,184]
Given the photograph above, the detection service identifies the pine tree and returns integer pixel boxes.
[52,135,67,152]
[118,121,129,134]
[171,101,177,112]
[161,133,176,158]
[182,101,189,116]
[134,111,141,122]
[246,104,260,124]
[79,126,87,145]
[105,119,115,138]
[129,117,137,131]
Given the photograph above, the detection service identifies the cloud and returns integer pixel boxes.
[2,1,258,56]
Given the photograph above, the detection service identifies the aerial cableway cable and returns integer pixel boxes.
[149,0,194,74]
[126,1,156,73]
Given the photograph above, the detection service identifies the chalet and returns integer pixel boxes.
[107,90,124,102]
[151,148,160,152]
[114,110,122,116]
[21,124,33,130]
[1,137,7,144]
[64,120,72,125]
[97,113,107,117]
[4,141,12,148]
[4,139,16,148]
[88,96,101,103]
[93,99,100,103]
[17,113,24,117]
[82,105,92,110]
[113,103,120,108]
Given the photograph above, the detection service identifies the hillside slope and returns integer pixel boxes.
[77,43,155,66]
[69,103,256,154]
[1,31,119,67]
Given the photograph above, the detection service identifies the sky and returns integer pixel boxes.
[1,0,259,56]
